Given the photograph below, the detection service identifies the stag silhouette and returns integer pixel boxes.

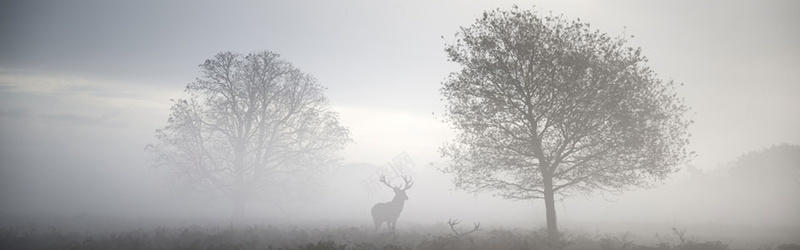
[371,175,413,231]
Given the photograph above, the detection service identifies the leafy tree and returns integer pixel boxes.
[440,7,692,238]
[146,51,351,217]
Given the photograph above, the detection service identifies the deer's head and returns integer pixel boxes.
[379,175,413,201]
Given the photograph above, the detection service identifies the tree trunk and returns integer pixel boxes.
[542,174,559,240]
[233,195,246,222]
[232,139,247,222]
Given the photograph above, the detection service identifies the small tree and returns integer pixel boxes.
[146,51,351,217]
[440,7,692,239]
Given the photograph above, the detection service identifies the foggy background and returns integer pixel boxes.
[1,0,798,243]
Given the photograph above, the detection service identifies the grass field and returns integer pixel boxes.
[1,217,798,250]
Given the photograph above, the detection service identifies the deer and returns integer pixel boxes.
[371,174,413,232]
[447,219,480,237]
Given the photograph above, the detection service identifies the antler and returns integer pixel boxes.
[447,219,480,236]
[378,175,397,189]
[378,175,413,190]
[400,175,413,190]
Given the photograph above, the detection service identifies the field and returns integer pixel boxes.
[2,216,798,250]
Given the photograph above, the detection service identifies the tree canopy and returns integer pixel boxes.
[146,51,351,216]
[440,7,692,238]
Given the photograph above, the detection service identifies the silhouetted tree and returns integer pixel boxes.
[146,51,351,217]
[724,144,800,224]
[728,144,800,184]
[440,7,692,239]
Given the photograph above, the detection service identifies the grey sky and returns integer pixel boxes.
[1,0,799,229]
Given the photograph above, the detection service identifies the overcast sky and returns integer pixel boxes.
[1,0,799,228]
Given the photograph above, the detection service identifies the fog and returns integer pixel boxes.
[1,0,799,248]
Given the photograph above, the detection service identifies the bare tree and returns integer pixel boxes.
[146,51,351,217]
[371,175,413,231]
[440,7,692,239]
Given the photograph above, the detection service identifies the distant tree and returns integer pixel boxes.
[440,7,692,239]
[726,145,800,205]
[728,144,800,183]
[146,51,351,217]
[676,144,800,225]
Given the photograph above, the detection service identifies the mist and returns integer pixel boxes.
[1,0,799,249]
